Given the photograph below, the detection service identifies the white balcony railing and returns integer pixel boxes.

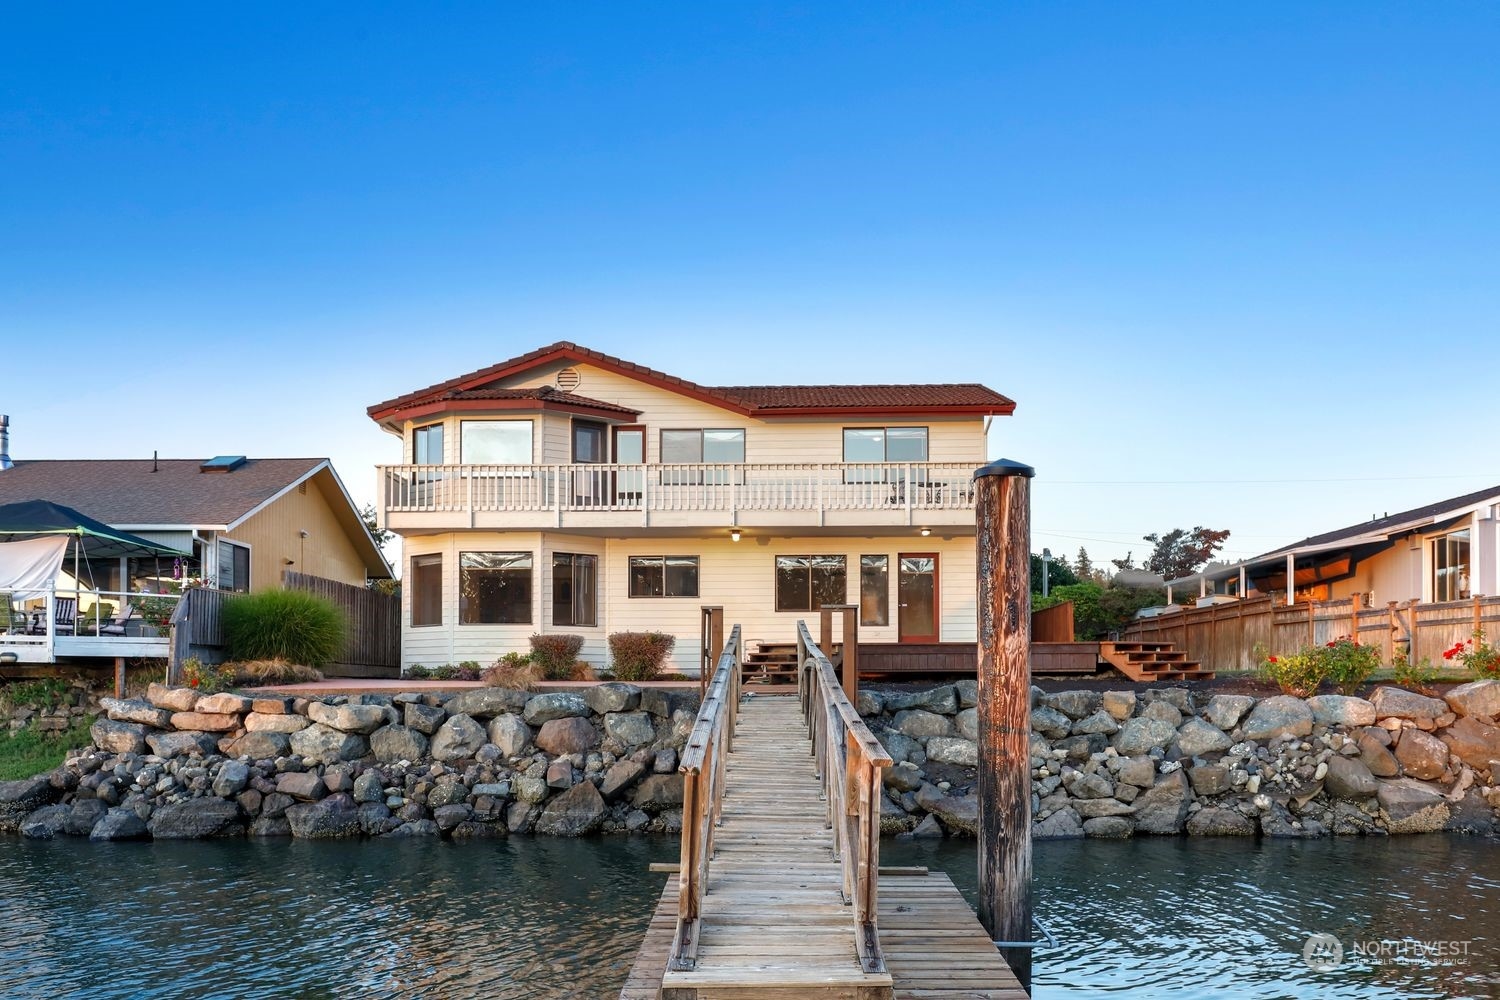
[376,462,979,523]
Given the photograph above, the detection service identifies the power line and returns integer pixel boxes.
[1042,473,1498,486]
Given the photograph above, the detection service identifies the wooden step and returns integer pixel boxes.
[1099,640,1213,682]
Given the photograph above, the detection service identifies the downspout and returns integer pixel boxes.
[0,414,12,470]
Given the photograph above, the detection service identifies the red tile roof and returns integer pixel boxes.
[441,386,640,415]
[368,342,1015,421]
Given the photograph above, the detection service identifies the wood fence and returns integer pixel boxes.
[1122,593,1500,672]
[282,571,401,676]
[1032,601,1075,643]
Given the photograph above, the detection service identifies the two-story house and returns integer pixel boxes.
[368,342,1015,674]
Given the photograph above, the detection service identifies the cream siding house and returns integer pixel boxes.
[371,342,1014,674]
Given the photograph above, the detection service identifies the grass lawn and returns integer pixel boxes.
[0,717,94,781]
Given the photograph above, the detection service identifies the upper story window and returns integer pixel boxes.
[460,420,533,465]
[661,429,745,464]
[843,427,928,463]
[573,420,607,463]
[216,539,250,593]
[1433,529,1471,602]
[412,423,444,465]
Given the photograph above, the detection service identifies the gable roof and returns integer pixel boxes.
[367,341,1016,423]
[0,458,391,577]
[1259,482,1500,558]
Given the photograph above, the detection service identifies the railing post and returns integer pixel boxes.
[974,458,1034,991]
[820,606,833,658]
[700,606,723,698]
[842,608,859,705]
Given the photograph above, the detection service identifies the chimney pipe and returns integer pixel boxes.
[0,415,11,470]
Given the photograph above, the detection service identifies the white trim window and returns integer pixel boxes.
[216,539,250,593]
[552,552,598,627]
[1433,529,1471,602]
[628,556,700,598]
[460,420,533,465]
[459,551,534,624]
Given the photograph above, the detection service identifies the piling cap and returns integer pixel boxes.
[973,458,1035,480]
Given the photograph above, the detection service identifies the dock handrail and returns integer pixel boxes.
[796,619,893,975]
[668,622,743,973]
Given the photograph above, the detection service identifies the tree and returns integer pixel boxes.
[1111,551,1136,573]
[1141,526,1232,581]
[1074,547,1098,583]
[360,503,394,549]
[1030,552,1077,594]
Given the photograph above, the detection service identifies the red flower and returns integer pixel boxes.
[189,677,200,687]
[1268,656,1279,664]
[1327,641,1337,648]
[1443,649,1457,660]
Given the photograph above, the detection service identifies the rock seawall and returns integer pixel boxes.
[861,680,1500,840]
[1,682,698,842]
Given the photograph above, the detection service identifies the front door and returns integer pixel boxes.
[612,425,646,507]
[897,553,939,643]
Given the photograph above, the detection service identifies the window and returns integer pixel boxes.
[460,420,533,464]
[1434,529,1471,602]
[411,554,443,627]
[573,421,607,463]
[842,427,928,463]
[860,555,889,626]
[775,555,847,612]
[459,551,533,624]
[413,423,444,464]
[660,429,744,485]
[628,556,700,598]
[216,540,250,593]
[552,553,598,626]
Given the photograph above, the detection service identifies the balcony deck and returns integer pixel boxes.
[377,462,980,534]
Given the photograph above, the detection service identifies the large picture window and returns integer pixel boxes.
[842,427,928,463]
[412,423,444,464]
[860,555,889,626]
[410,553,442,627]
[216,540,250,593]
[460,551,533,624]
[628,556,700,598]
[1434,529,1471,602]
[776,555,847,612]
[660,429,744,485]
[552,552,598,626]
[460,420,533,465]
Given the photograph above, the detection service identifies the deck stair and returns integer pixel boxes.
[1099,640,1214,681]
[740,641,803,686]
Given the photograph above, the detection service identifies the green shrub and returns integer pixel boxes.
[406,664,431,679]
[0,677,73,714]
[221,589,345,668]
[609,631,676,682]
[1392,651,1440,694]
[1255,642,1325,697]
[530,634,586,680]
[1321,637,1380,695]
[0,716,95,780]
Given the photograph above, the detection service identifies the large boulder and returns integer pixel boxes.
[1072,711,1119,736]
[1369,686,1449,722]
[89,807,150,841]
[1187,764,1230,797]
[1443,680,1500,720]
[196,692,253,715]
[600,760,647,801]
[371,725,430,763]
[1030,706,1072,740]
[146,730,220,758]
[1132,770,1191,834]
[487,714,533,757]
[289,724,368,765]
[1032,807,1083,839]
[307,702,388,735]
[584,682,642,715]
[429,714,487,763]
[100,697,171,729]
[445,688,529,719]
[1187,807,1254,836]
[893,709,952,739]
[276,771,327,801]
[1101,690,1137,721]
[1394,729,1449,780]
[1240,697,1314,742]
[1377,778,1451,833]
[63,799,108,837]
[1202,694,1255,731]
[1112,717,1178,755]
[0,777,62,834]
[404,702,447,734]
[146,683,199,713]
[535,717,600,755]
[20,804,71,839]
[1175,718,1232,757]
[244,712,310,734]
[925,737,978,767]
[1324,755,1378,799]
[522,693,590,725]
[954,707,980,741]
[91,719,148,755]
[954,679,978,708]
[1357,732,1401,778]
[220,731,291,759]
[168,712,240,732]
[604,711,656,749]
[212,760,251,798]
[1082,816,1133,839]
[915,783,979,834]
[631,774,684,812]
[286,795,362,838]
[534,781,607,836]
[1044,690,1102,721]
[1440,716,1500,770]
[884,686,958,715]
[1306,695,1377,727]
[149,798,243,839]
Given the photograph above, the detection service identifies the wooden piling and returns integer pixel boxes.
[974,458,1034,991]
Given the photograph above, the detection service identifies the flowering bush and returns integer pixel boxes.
[1391,650,1440,695]
[1321,636,1381,695]
[181,657,234,694]
[1445,630,1500,679]
[1256,646,1326,697]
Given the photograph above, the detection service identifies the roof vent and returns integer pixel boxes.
[200,455,247,474]
[0,414,11,471]
[555,367,581,393]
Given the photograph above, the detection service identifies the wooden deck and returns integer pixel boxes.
[620,693,1026,1000]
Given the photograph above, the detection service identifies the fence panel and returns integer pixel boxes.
[282,571,401,675]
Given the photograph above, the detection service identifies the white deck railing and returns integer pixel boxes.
[377,462,978,519]
[0,587,182,663]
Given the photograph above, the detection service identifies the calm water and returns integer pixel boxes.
[1,834,1496,999]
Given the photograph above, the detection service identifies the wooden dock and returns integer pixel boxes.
[619,682,1026,999]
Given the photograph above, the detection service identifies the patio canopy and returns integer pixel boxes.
[0,499,184,559]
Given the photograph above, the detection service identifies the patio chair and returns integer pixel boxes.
[97,604,138,637]
[53,597,77,636]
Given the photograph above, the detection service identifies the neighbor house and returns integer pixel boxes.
[1166,483,1500,607]
[0,447,392,595]
[369,341,1014,673]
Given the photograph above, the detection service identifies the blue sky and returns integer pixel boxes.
[3,3,1497,568]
